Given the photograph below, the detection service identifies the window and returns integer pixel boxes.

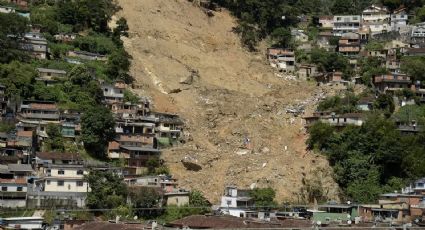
[58,169,65,175]
[77,170,84,175]
[17,187,23,192]
[104,88,108,92]
[227,200,232,205]
[47,180,51,185]
[1,186,7,191]
[76,181,84,187]
[58,180,64,186]
[417,183,424,188]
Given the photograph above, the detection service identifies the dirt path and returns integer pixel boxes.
[115,0,339,203]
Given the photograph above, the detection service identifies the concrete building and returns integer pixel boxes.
[266,48,296,73]
[362,5,390,36]
[0,178,27,208]
[36,68,67,85]
[220,186,254,218]
[21,32,48,60]
[391,7,408,31]
[374,73,411,93]
[333,15,361,36]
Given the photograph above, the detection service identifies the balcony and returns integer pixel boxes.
[20,113,60,120]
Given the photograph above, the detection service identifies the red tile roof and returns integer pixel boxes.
[30,103,57,110]
[169,215,312,229]
[17,130,32,138]
[0,178,27,184]
[108,141,120,150]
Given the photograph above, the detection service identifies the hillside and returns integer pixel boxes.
[115,0,339,203]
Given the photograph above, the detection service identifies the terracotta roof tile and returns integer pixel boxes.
[17,131,33,138]
[0,178,27,184]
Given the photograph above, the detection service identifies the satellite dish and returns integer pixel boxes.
[348,220,352,225]
[317,221,322,226]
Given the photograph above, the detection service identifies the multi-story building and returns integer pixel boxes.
[153,112,183,144]
[333,15,361,36]
[391,7,408,31]
[338,32,361,58]
[362,5,390,36]
[0,178,27,208]
[35,68,67,86]
[374,73,411,93]
[411,22,425,44]
[101,80,126,106]
[220,186,254,218]
[21,33,48,60]
[28,153,88,208]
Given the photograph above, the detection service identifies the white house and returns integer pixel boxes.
[220,186,254,218]
[391,7,408,31]
[0,217,43,230]
[362,5,390,36]
[333,15,361,36]
[101,80,126,105]
[0,178,27,208]
[43,164,88,193]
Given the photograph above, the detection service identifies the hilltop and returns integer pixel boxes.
[115,0,339,203]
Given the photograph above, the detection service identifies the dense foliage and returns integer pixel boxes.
[308,114,425,203]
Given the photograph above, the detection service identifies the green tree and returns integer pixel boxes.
[0,61,36,98]
[401,56,425,82]
[129,187,162,218]
[106,49,132,83]
[81,106,115,158]
[45,123,65,152]
[270,27,292,47]
[0,13,29,63]
[249,187,277,209]
[307,122,335,150]
[189,190,210,214]
[374,94,395,116]
[123,89,139,104]
[86,170,128,210]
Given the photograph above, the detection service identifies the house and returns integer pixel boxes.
[332,15,361,37]
[304,112,365,128]
[0,217,44,230]
[60,110,81,139]
[54,33,77,43]
[405,48,425,56]
[101,80,126,105]
[266,48,296,73]
[164,189,190,207]
[34,152,83,167]
[374,73,411,93]
[124,175,161,187]
[18,101,60,122]
[378,193,424,220]
[68,50,107,61]
[362,5,390,36]
[317,32,335,51]
[27,161,88,208]
[7,131,34,157]
[309,204,356,224]
[36,68,67,86]
[0,5,15,13]
[297,64,319,80]
[357,96,375,111]
[21,32,48,59]
[319,16,334,29]
[291,29,308,43]
[153,112,183,145]
[220,186,254,218]
[0,178,27,208]
[403,177,425,195]
[338,32,361,58]
[391,7,408,31]
[169,215,312,229]
[7,163,33,178]
[411,22,425,44]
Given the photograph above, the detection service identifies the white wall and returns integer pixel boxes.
[220,196,237,208]
[0,185,27,192]
[44,179,88,193]
[0,199,26,208]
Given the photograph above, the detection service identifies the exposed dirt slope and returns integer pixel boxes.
[115,0,339,203]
